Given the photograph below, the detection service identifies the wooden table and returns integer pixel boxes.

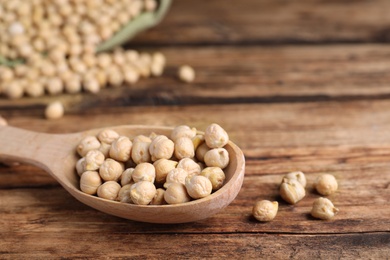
[1,0,390,258]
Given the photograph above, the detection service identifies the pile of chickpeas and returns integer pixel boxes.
[75,124,230,205]
[0,0,165,99]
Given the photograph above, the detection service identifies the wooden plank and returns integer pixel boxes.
[1,232,389,258]
[132,0,390,45]
[2,45,390,111]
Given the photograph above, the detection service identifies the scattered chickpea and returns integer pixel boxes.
[311,197,339,220]
[130,181,157,205]
[315,174,338,196]
[97,181,121,201]
[252,200,278,222]
[109,136,132,162]
[132,162,156,183]
[80,171,102,195]
[284,171,307,188]
[45,101,64,120]
[204,123,229,148]
[164,183,191,205]
[99,158,124,181]
[279,178,306,205]
[200,167,226,191]
[204,148,230,169]
[185,175,212,199]
[178,65,195,83]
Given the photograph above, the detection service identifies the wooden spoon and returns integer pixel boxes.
[0,125,245,223]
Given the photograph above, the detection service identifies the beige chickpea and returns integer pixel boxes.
[98,142,111,158]
[311,197,339,220]
[64,75,82,94]
[99,158,124,181]
[164,168,189,188]
[130,181,157,205]
[0,67,14,81]
[149,135,174,161]
[177,158,201,176]
[195,142,210,162]
[131,135,152,164]
[192,134,205,150]
[200,167,225,191]
[45,101,64,120]
[25,81,45,97]
[122,66,139,85]
[45,77,64,95]
[185,175,212,199]
[77,135,101,157]
[174,137,195,160]
[285,171,307,188]
[252,200,278,222]
[97,129,119,144]
[4,81,24,99]
[178,65,195,83]
[76,157,87,177]
[97,181,121,201]
[84,150,105,171]
[109,136,132,162]
[315,174,338,196]
[116,184,133,203]
[204,123,229,148]
[153,159,178,184]
[171,125,197,142]
[83,79,100,94]
[150,188,166,205]
[164,183,191,205]
[121,168,135,186]
[280,178,306,205]
[132,162,156,183]
[80,171,102,195]
[204,148,230,169]
[107,66,124,87]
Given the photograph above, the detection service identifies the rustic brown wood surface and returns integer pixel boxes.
[1,0,390,258]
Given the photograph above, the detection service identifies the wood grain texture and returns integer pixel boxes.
[131,0,390,45]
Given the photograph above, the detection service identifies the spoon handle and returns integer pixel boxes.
[0,126,76,171]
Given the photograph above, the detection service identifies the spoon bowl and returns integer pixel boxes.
[0,125,245,223]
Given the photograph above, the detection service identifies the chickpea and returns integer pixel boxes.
[252,200,278,222]
[311,197,339,220]
[280,178,306,205]
[80,171,102,195]
[200,167,225,191]
[131,135,152,164]
[185,175,212,199]
[315,174,338,196]
[171,125,197,142]
[99,158,124,181]
[195,142,210,162]
[116,184,133,203]
[149,135,174,161]
[178,65,195,83]
[84,150,105,171]
[77,135,101,157]
[174,137,195,160]
[76,157,86,177]
[204,123,229,148]
[25,81,45,97]
[97,181,121,200]
[109,136,132,162]
[132,162,156,183]
[45,101,64,120]
[204,148,230,169]
[98,142,111,158]
[3,81,24,99]
[130,181,156,205]
[177,158,201,176]
[164,168,189,188]
[45,77,64,95]
[192,134,205,150]
[164,183,191,205]
[153,159,178,184]
[150,188,166,205]
[284,171,307,188]
[97,129,119,144]
[121,168,135,186]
